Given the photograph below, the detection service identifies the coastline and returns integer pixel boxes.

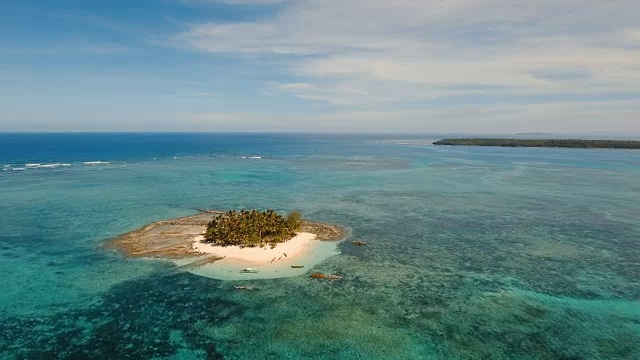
[106,211,346,280]
[432,138,640,149]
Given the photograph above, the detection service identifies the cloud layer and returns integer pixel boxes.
[173,0,640,132]
[2,0,637,132]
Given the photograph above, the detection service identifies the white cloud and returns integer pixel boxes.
[187,100,640,133]
[184,0,294,5]
[175,0,640,55]
[4,100,638,133]
[266,81,392,105]
[184,92,219,97]
[220,0,295,4]
[624,28,640,45]
[0,43,133,56]
[171,0,640,133]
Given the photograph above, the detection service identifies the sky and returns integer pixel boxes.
[1,0,639,133]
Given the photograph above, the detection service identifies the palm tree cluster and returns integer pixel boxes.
[204,209,302,247]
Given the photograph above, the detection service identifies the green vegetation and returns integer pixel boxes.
[433,138,640,149]
[204,209,302,247]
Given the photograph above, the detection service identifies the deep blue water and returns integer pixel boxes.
[1,133,639,359]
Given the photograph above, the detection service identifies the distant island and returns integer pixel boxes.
[432,138,640,149]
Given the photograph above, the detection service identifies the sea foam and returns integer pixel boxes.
[24,163,71,169]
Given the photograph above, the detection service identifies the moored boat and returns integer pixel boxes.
[291,265,304,268]
[240,267,259,274]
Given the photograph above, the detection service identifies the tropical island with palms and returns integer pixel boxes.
[204,209,303,247]
[107,209,345,280]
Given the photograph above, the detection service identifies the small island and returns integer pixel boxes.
[106,209,346,280]
[432,138,640,149]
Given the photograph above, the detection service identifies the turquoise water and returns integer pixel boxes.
[1,133,639,359]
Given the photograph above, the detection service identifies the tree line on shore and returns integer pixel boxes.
[204,209,302,247]
[433,138,640,149]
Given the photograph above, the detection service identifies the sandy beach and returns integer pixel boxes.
[192,232,318,264]
[188,232,342,281]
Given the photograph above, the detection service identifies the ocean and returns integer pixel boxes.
[1,133,639,359]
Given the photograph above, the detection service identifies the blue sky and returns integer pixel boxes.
[1,0,639,133]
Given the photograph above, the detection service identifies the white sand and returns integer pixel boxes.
[192,232,317,264]
[186,232,341,280]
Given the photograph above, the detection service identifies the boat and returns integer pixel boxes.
[240,268,259,274]
[234,285,253,290]
[291,265,304,268]
[310,273,342,280]
[351,240,367,246]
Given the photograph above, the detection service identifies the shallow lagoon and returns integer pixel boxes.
[1,133,639,359]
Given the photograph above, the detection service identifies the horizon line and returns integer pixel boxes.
[2,131,640,136]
